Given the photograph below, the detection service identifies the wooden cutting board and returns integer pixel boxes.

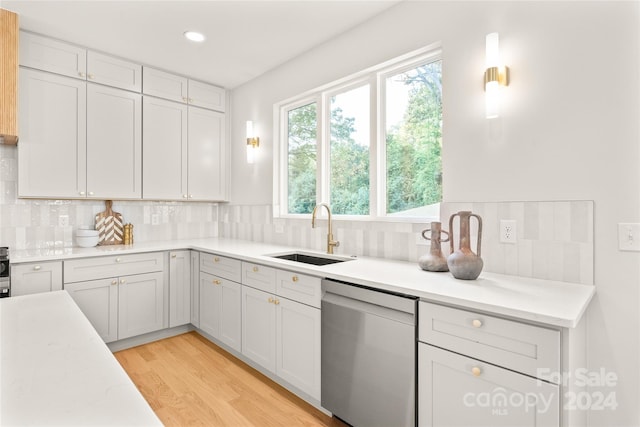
[95,200,124,245]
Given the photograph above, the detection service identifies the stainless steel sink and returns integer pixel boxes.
[268,251,354,266]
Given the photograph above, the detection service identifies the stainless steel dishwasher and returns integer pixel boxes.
[321,278,418,427]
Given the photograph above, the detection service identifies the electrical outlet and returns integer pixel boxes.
[500,219,517,243]
[151,213,160,225]
[618,223,640,251]
[58,215,69,227]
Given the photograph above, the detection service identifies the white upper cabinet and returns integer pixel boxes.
[143,66,225,112]
[87,51,142,92]
[143,67,188,103]
[188,79,225,112]
[86,83,142,199]
[142,96,188,200]
[18,68,87,198]
[188,107,226,201]
[20,31,87,79]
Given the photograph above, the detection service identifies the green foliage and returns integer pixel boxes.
[286,60,442,216]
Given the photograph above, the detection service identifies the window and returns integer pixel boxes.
[276,45,442,220]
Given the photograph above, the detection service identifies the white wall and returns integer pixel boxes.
[229,2,640,426]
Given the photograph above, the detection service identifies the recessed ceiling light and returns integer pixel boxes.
[184,31,205,43]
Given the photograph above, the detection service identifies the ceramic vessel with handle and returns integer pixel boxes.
[447,211,483,280]
[418,222,450,272]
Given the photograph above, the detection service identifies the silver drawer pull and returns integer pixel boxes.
[120,279,126,284]
[471,366,482,377]
[33,265,41,271]
[115,257,122,263]
[472,319,483,328]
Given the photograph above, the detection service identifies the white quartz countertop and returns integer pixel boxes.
[0,291,162,426]
[11,237,595,328]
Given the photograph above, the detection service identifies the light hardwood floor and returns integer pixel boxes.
[114,331,346,427]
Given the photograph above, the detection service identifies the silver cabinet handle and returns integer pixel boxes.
[33,265,41,271]
[182,194,188,198]
[88,191,94,196]
[189,194,193,198]
[120,279,126,284]
[79,191,85,196]
[115,257,121,263]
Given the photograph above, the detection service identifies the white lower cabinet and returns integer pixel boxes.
[10,261,62,296]
[418,344,559,427]
[418,301,561,427]
[65,272,164,343]
[241,280,321,400]
[169,250,191,327]
[199,271,241,352]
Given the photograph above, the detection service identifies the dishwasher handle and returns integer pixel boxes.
[322,289,416,325]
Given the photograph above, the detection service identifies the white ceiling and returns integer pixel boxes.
[2,0,400,89]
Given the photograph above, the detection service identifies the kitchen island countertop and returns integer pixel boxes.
[0,291,162,426]
[11,237,594,328]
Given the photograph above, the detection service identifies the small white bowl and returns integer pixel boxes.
[76,229,99,237]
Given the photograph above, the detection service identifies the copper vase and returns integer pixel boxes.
[418,222,450,272]
[447,211,483,280]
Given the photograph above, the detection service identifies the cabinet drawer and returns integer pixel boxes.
[200,253,241,282]
[418,301,560,379]
[64,252,164,283]
[10,261,63,296]
[242,262,276,293]
[276,270,321,308]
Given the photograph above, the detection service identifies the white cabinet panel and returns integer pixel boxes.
[118,271,165,340]
[65,278,118,343]
[87,51,141,92]
[188,79,225,112]
[188,107,226,201]
[190,251,200,327]
[276,270,321,309]
[199,271,241,352]
[169,250,191,328]
[10,261,62,296]
[276,297,321,400]
[86,83,142,199]
[418,343,559,427]
[142,96,188,200]
[241,285,276,372]
[20,31,86,79]
[142,67,188,103]
[64,252,164,283]
[18,68,87,198]
[241,262,276,294]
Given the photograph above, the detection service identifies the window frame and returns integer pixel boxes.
[274,43,443,222]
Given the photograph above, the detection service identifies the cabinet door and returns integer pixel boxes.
[118,271,164,340]
[65,278,118,343]
[169,250,191,328]
[242,285,276,372]
[418,343,559,427]
[190,251,200,327]
[86,83,142,199]
[142,96,187,200]
[218,278,242,352]
[87,51,141,92]
[188,79,225,112]
[10,261,62,296]
[276,297,321,400]
[20,31,87,79]
[18,68,87,198]
[187,107,226,201]
[142,67,188,103]
[200,271,221,339]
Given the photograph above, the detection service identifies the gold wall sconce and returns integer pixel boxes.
[484,32,510,119]
[246,120,260,164]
